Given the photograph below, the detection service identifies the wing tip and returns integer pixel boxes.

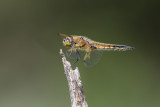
[124,46,135,50]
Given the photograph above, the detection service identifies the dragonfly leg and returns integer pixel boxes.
[66,48,73,57]
[72,50,80,66]
[68,50,73,57]
[83,51,91,62]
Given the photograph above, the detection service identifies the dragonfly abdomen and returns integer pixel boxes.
[111,45,134,50]
[92,42,134,51]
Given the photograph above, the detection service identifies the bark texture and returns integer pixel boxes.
[60,49,88,107]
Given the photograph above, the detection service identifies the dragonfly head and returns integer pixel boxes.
[63,37,72,47]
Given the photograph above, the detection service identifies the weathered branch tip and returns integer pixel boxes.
[60,49,88,107]
[60,49,65,56]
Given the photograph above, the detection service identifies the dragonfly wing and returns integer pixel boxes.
[66,49,85,59]
[66,50,77,59]
[83,50,103,67]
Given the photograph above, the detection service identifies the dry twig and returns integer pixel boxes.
[60,49,88,107]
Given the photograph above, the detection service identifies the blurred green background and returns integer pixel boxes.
[0,0,160,107]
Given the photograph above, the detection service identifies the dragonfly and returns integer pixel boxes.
[59,33,134,67]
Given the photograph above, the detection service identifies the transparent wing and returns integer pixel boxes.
[65,49,85,60]
[66,50,77,59]
[65,49,103,67]
[83,50,103,67]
